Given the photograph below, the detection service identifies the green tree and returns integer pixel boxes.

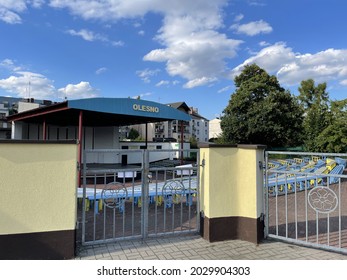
[221,64,303,147]
[128,128,140,140]
[298,79,330,151]
[315,99,347,153]
[298,79,329,109]
[189,136,198,149]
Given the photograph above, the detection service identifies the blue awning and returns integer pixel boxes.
[68,98,191,122]
[7,97,191,126]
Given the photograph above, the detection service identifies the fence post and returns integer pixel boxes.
[142,149,150,239]
[264,151,269,238]
[198,143,266,244]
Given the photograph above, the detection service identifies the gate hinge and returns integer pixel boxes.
[258,160,266,170]
[260,213,265,222]
[77,161,81,171]
[258,161,264,170]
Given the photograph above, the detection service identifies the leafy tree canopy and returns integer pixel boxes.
[128,128,140,140]
[315,99,347,153]
[221,64,303,147]
[298,79,330,151]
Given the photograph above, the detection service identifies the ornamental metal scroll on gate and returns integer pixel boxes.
[162,180,185,208]
[101,182,128,211]
[307,186,338,214]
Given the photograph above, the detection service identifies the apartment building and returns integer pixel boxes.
[128,102,209,143]
[0,103,11,139]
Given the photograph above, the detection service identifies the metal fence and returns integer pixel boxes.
[264,151,347,254]
[78,148,199,245]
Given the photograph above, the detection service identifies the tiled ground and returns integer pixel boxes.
[75,234,347,260]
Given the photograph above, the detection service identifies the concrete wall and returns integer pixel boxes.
[199,144,266,244]
[0,141,78,259]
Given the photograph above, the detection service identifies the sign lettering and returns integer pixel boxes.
[133,104,160,113]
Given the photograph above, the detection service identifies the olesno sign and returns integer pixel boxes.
[132,104,160,113]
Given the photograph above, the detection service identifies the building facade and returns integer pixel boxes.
[0,103,11,139]
[128,102,209,143]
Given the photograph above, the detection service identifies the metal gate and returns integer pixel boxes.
[264,151,347,254]
[78,148,200,245]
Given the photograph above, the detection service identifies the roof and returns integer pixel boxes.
[7,98,191,126]
[167,102,209,120]
[190,110,209,121]
[167,102,190,112]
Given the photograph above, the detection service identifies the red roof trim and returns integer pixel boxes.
[7,102,68,122]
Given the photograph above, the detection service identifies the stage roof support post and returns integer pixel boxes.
[145,122,148,149]
[78,110,83,187]
[180,120,184,164]
[42,118,46,140]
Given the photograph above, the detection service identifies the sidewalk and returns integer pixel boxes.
[75,234,347,260]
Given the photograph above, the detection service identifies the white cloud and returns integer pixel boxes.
[144,28,242,84]
[232,42,295,76]
[259,41,270,47]
[95,67,107,75]
[48,0,242,88]
[67,29,103,42]
[183,77,218,89]
[234,13,244,22]
[217,85,232,93]
[231,20,273,36]
[138,30,145,36]
[156,80,170,87]
[66,28,124,46]
[144,14,242,87]
[49,0,227,24]
[0,59,22,71]
[132,92,152,99]
[0,71,56,99]
[248,0,267,7]
[30,0,45,9]
[0,7,22,24]
[58,81,99,99]
[0,59,99,99]
[0,0,43,24]
[277,49,347,86]
[136,68,160,83]
[111,40,124,47]
[231,42,347,88]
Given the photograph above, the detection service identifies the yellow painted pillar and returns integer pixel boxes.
[198,144,266,244]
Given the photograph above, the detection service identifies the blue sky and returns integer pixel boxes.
[0,0,347,120]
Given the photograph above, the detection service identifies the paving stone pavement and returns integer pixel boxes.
[75,234,347,260]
